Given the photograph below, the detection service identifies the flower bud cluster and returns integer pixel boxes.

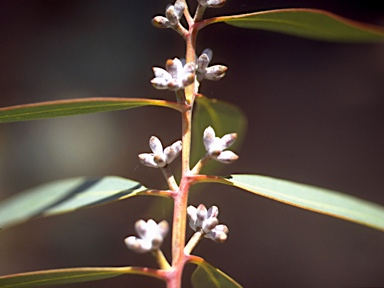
[139,136,182,168]
[152,0,185,28]
[187,204,229,242]
[196,49,227,82]
[198,0,226,8]
[151,58,195,91]
[124,219,169,253]
[203,126,238,164]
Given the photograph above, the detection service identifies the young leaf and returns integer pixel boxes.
[0,266,164,287]
[214,174,384,231]
[191,95,247,171]
[210,8,384,42]
[190,258,241,288]
[0,97,184,123]
[0,176,150,229]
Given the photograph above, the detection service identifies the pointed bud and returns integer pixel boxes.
[152,16,171,28]
[203,126,216,151]
[138,153,157,168]
[149,136,163,154]
[157,220,170,238]
[166,58,181,79]
[187,205,197,221]
[164,140,182,164]
[215,150,239,164]
[203,217,219,233]
[212,225,229,242]
[199,0,226,8]
[197,204,208,221]
[220,133,237,149]
[166,5,179,25]
[207,205,219,218]
[197,54,210,73]
[125,236,148,253]
[153,67,172,79]
[174,0,185,19]
[151,77,170,90]
[204,65,228,80]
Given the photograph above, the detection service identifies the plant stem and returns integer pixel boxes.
[161,166,179,191]
[171,178,190,266]
[190,154,210,175]
[168,15,202,288]
[152,249,171,270]
[184,231,204,255]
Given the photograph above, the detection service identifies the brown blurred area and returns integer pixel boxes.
[1,1,384,287]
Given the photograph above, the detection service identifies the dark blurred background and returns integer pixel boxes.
[1,1,384,287]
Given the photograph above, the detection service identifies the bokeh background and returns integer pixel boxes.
[1,0,384,287]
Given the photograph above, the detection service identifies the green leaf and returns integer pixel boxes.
[190,259,242,288]
[212,8,384,42]
[191,95,247,171]
[218,174,384,231]
[0,176,149,229]
[0,97,184,123]
[0,266,164,287]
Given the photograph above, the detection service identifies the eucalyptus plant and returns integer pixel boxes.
[1,1,384,287]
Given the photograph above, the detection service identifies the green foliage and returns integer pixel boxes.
[0,176,148,229]
[214,174,384,231]
[214,8,384,42]
[0,266,162,287]
[0,97,183,123]
[191,260,241,288]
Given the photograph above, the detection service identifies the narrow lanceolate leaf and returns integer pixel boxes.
[0,97,184,123]
[216,174,384,231]
[0,266,164,287]
[211,8,384,42]
[0,176,150,229]
[190,258,241,288]
[191,95,247,171]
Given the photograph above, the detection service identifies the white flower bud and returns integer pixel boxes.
[174,0,185,19]
[135,219,148,237]
[149,136,163,155]
[187,204,229,243]
[152,16,171,28]
[202,126,238,164]
[221,133,237,149]
[166,58,181,79]
[187,205,197,221]
[203,126,216,151]
[196,48,227,82]
[215,150,239,164]
[151,77,171,90]
[157,220,170,238]
[204,65,228,80]
[151,58,195,91]
[197,204,208,221]
[197,54,210,73]
[209,224,229,242]
[138,153,158,168]
[153,67,173,79]
[164,140,182,164]
[199,0,226,8]
[203,217,219,233]
[139,136,182,168]
[165,5,179,25]
[207,205,219,218]
[124,219,169,253]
